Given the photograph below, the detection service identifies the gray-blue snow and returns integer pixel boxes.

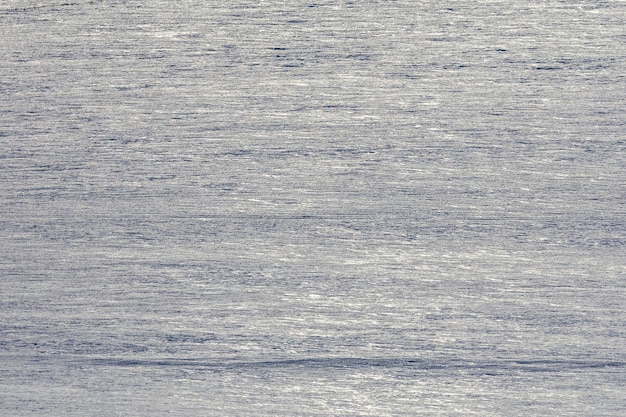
[1,1,625,416]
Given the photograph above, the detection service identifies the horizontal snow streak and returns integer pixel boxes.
[86,357,626,373]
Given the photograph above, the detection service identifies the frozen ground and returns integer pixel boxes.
[1,1,625,416]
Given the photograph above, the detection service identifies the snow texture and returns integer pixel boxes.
[1,1,625,416]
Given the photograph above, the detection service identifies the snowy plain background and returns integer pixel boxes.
[1,0,625,415]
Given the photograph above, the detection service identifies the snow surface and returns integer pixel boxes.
[1,1,625,416]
